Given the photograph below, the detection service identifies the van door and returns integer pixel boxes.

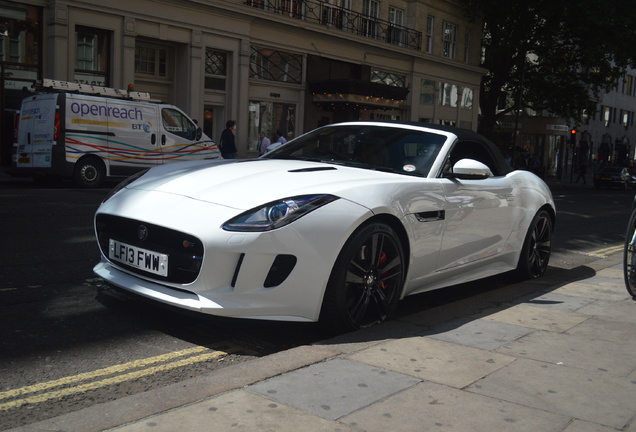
[158,106,218,163]
[105,99,161,176]
[16,94,58,169]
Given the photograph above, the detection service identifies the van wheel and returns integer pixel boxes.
[74,157,105,188]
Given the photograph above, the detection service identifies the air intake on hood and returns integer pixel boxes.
[288,167,337,173]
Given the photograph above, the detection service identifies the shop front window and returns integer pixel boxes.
[248,101,296,152]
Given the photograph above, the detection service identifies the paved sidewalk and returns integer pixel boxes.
[7,252,636,432]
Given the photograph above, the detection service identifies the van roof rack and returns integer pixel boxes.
[30,79,160,102]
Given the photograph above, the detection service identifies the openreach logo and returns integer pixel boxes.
[70,102,143,121]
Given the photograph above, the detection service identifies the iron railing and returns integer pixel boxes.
[245,0,422,51]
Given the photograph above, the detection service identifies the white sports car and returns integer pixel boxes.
[93,121,555,332]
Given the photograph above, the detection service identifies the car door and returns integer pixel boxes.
[435,139,515,271]
[106,99,161,176]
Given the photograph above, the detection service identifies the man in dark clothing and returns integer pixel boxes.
[220,120,237,159]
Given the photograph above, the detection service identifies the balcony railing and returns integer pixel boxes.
[245,0,422,51]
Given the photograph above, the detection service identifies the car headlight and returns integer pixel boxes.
[223,194,339,232]
[102,169,149,203]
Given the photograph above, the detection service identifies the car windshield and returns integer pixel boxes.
[262,124,448,177]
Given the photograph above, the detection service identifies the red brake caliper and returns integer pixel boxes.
[378,250,388,290]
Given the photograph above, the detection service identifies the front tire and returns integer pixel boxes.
[516,209,553,279]
[320,222,405,333]
[623,208,636,298]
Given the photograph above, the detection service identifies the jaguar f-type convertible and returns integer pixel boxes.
[93,121,555,332]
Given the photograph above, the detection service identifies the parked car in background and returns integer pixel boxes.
[593,167,636,189]
[93,121,556,333]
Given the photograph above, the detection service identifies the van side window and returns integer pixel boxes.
[161,108,197,140]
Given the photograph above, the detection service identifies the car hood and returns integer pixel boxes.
[124,159,416,210]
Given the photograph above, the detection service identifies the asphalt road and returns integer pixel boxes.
[0,176,632,429]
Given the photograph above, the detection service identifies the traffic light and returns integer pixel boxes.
[570,129,577,147]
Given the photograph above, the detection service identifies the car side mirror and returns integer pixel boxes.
[444,158,493,180]
[195,127,203,141]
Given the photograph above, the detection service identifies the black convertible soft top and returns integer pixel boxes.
[389,121,513,176]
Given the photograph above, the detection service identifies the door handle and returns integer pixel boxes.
[151,134,156,145]
[161,135,166,146]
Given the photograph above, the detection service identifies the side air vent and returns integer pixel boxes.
[264,255,298,287]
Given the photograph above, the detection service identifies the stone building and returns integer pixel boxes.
[1,0,484,164]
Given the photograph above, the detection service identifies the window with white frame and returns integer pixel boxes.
[75,26,110,86]
[322,0,352,30]
[439,82,458,107]
[362,0,380,38]
[135,44,168,78]
[426,15,434,53]
[388,7,405,46]
[442,21,457,59]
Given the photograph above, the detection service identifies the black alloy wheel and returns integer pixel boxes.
[321,222,405,332]
[516,209,552,279]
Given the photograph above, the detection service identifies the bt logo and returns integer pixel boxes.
[132,122,153,132]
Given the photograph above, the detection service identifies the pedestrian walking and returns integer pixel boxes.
[219,120,238,159]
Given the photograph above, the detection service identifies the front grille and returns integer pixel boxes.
[95,214,204,283]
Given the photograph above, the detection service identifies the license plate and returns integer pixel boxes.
[109,239,168,277]
[18,157,30,163]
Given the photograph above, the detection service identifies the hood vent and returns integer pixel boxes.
[288,167,338,173]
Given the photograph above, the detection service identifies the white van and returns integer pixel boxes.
[14,79,220,187]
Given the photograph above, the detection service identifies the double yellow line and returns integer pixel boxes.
[588,245,624,258]
[0,346,230,411]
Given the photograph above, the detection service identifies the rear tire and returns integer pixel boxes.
[320,222,405,333]
[515,209,552,279]
[74,157,105,188]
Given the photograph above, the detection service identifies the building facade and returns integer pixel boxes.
[0,0,484,165]
[578,68,636,172]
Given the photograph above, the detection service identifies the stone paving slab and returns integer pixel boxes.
[466,358,636,429]
[576,299,636,324]
[496,329,636,376]
[562,419,625,432]
[107,390,355,432]
[247,358,421,420]
[347,336,515,389]
[340,381,571,432]
[423,317,534,350]
[478,302,589,332]
[566,316,636,345]
[552,281,630,301]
